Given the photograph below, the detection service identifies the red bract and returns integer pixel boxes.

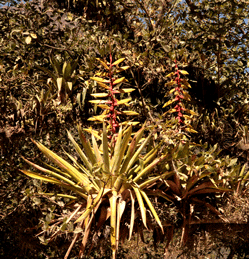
[173,61,185,125]
[106,53,120,136]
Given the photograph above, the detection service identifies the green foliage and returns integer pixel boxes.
[1,0,249,258]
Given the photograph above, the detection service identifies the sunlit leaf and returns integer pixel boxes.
[116,66,130,73]
[122,111,139,116]
[113,77,127,85]
[30,33,37,39]
[97,81,110,90]
[112,58,125,66]
[91,93,109,98]
[89,100,108,104]
[116,98,131,105]
[102,123,110,173]
[25,36,32,44]
[67,131,92,171]
[128,190,135,240]
[140,190,163,232]
[133,187,147,228]
[185,127,198,133]
[163,99,177,108]
[166,72,175,77]
[96,58,109,70]
[91,77,110,83]
[179,70,189,75]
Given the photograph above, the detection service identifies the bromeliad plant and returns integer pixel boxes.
[21,124,169,258]
[36,55,78,105]
[158,142,231,247]
[21,55,170,259]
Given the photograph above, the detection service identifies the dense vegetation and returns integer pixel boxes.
[1,0,249,258]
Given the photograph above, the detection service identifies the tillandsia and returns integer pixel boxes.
[20,123,171,259]
[89,53,138,139]
[163,59,198,134]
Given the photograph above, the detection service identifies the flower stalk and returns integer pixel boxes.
[163,59,198,133]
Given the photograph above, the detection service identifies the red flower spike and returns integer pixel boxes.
[164,59,191,127]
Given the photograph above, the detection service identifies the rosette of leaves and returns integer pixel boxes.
[36,55,78,105]
[20,123,169,259]
[158,141,231,247]
[89,55,139,136]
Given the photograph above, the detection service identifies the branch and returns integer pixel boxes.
[134,0,154,32]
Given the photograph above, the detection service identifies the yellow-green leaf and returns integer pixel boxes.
[185,109,198,116]
[116,198,126,246]
[163,99,177,108]
[97,104,110,109]
[113,77,127,85]
[169,88,176,94]
[166,108,177,113]
[57,77,63,90]
[95,72,108,77]
[92,134,102,164]
[75,187,104,223]
[165,80,175,87]
[89,100,108,104]
[126,134,151,175]
[111,126,123,175]
[139,172,174,189]
[133,155,167,183]
[67,131,92,171]
[33,141,90,186]
[185,127,198,133]
[122,111,139,116]
[110,192,118,253]
[96,58,109,70]
[91,77,110,83]
[20,170,88,199]
[166,72,175,78]
[116,98,131,105]
[83,127,102,140]
[102,123,110,173]
[116,66,130,73]
[133,187,147,228]
[78,126,97,164]
[22,156,80,187]
[87,114,106,123]
[97,82,110,90]
[128,190,135,240]
[91,93,109,98]
[179,70,189,75]
[140,190,164,232]
[112,126,132,178]
[121,121,139,126]
[21,170,62,184]
[112,58,125,66]
[182,79,191,88]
